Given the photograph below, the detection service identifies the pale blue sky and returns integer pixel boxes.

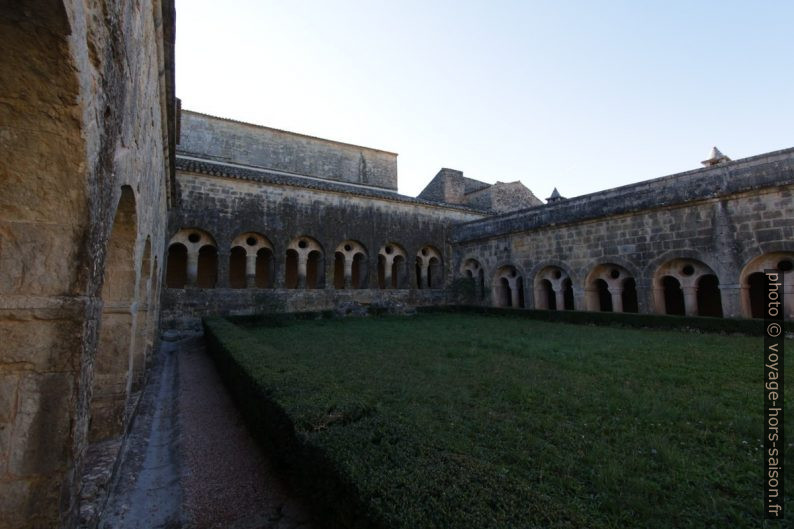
[176,1,794,198]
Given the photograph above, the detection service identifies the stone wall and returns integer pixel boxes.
[465,181,544,213]
[0,2,174,528]
[160,288,448,330]
[178,110,400,191]
[160,164,485,322]
[452,149,794,319]
[418,168,543,212]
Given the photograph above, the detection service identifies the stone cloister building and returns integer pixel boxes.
[1,2,793,528]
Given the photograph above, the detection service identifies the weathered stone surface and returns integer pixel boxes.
[0,1,175,527]
[179,110,400,191]
[8,373,74,477]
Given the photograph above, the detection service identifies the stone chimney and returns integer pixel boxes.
[438,168,465,204]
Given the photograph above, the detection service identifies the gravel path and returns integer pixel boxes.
[179,339,316,529]
[100,337,317,529]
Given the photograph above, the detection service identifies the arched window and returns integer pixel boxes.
[165,243,187,288]
[534,266,574,310]
[740,253,794,320]
[286,236,324,289]
[661,276,685,315]
[461,258,485,301]
[493,265,525,308]
[416,246,443,289]
[229,232,274,288]
[377,243,408,289]
[334,240,368,289]
[653,259,721,317]
[585,264,636,313]
[165,228,218,288]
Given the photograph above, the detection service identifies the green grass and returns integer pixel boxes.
[205,313,794,529]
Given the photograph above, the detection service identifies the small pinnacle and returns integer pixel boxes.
[701,146,731,166]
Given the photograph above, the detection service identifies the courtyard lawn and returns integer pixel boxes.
[205,313,793,529]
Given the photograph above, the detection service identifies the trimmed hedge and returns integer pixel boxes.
[205,314,789,528]
[226,304,791,336]
[203,317,591,528]
[203,317,375,528]
[416,305,793,336]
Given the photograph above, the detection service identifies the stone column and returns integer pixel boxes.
[369,256,381,289]
[682,285,698,316]
[509,279,520,308]
[553,287,564,311]
[534,286,547,310]
[584,287,597,311]
[610,288,624,313]
[651,286,665,314]
[186,250,199,286]
[273,250,285,289]
[420,263,429,289]
[718,284,742,319]
[573,286,587,312]
[635,281,652,314]
[216,251,230,289]
[297,253,307,289]
[383,257,393,289]
[245,252,257,288]
[344,255,353,289]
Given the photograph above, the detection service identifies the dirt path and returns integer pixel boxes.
[99,337,317,529]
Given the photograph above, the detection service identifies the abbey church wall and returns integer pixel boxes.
[178,110,400,191]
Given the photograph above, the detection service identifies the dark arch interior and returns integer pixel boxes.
[517,276,525,308]
[377,254,386,289]
[165,243,187,288]
[595,278,612,312]
[428,257,442,288]
[353,253,367,288]
[196,246,218,288]
[697,274,723,317]
[333,252,345,289]
[229,246,247,288]
[285,249,298,289]
[622,278,639,313]
[255,247,273,288]
[662,276,685,315]
[562,278,574,310]
[748,272,768,318]
[541,279,556,310]
[500,277,512,307]
[392,255,405,288]
[307,250,323,289]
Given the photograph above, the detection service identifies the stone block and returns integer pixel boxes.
[8,372,74,477]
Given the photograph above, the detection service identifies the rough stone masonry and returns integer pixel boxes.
[0,2,792,529]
